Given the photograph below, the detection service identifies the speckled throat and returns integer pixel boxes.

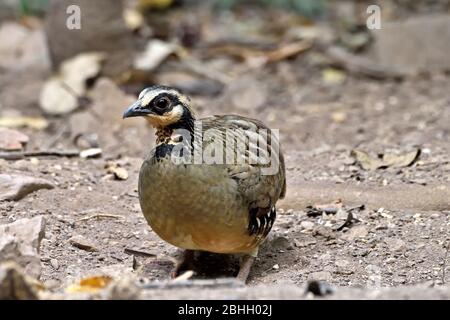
[155,127,174,144]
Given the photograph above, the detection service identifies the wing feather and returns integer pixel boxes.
[195,115,286,226]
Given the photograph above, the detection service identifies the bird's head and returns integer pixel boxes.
[123,85,195,130]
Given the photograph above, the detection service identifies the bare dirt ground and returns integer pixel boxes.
[2,71,449,293]
[1,1,450,299]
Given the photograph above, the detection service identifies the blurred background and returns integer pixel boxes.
[1,0,449,157]
[1,0,450,298]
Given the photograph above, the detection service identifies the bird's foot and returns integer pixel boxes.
[171,249,196,278]
[236,255,255,284]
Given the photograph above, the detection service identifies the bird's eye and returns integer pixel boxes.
[155,97,169,110]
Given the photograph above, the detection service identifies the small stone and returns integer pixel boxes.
[270,235,290,249]
[335,208,349,220]
[309,271,332,282]
[79,148,102,159]
[341,225,368,241]
[293,238,317,248]
[335,259,350,268]
[69,235,98,252]
[105,163,129,180]
[0,216,46,278]
[334,259,354,275]
[0,128,29,151]
[0,174,54,201]
[393,276,406,284]
[272,264,279,270]
[385,257,396,264]
[50,258,59,270]
[300,221,315,231]
[384,238,406,252]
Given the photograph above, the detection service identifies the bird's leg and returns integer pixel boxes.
[171,249,195,278]
[236,254,256,283]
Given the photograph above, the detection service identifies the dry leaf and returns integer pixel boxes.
[105,163,129,180]
[134,39,176,71]
[40,52,105,115]
[0,128,29,151]
[207,40,311,67]
[351,149,383,171]
[60,53,106,95]
[382,149,421,168]
[352,149,421,170]
[39,79,78,115]
[322,68,346,85]
[266,40,312,63]
[66,276,112,294]
[0,116,48,130]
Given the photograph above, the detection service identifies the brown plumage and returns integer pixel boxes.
[123,85,286,282]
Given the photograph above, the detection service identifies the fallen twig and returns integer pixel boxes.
[0,150,80,160]
[76,213,124,222]
[265,40,312,64]
[124,248,156,258]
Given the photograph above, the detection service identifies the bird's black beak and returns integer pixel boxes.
[122,101,151,119]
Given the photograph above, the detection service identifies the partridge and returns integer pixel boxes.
[123,85,286,282]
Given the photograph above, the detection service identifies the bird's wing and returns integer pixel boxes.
[196,115,286,236]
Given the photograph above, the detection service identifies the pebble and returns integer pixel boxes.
[69,235,98,252]
[293,238,317,248]
[384,238,406,252]
[0,174,54,201]
[300,221,315,231]
[335,259,350,268]
[384,257,396,264]
[393,276,406,284]
[50,258,59,270]
[309,271,332,282]
[342,225,368,241]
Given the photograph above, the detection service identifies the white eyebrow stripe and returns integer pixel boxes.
[138,88,149,99]
[140,89,180,107]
